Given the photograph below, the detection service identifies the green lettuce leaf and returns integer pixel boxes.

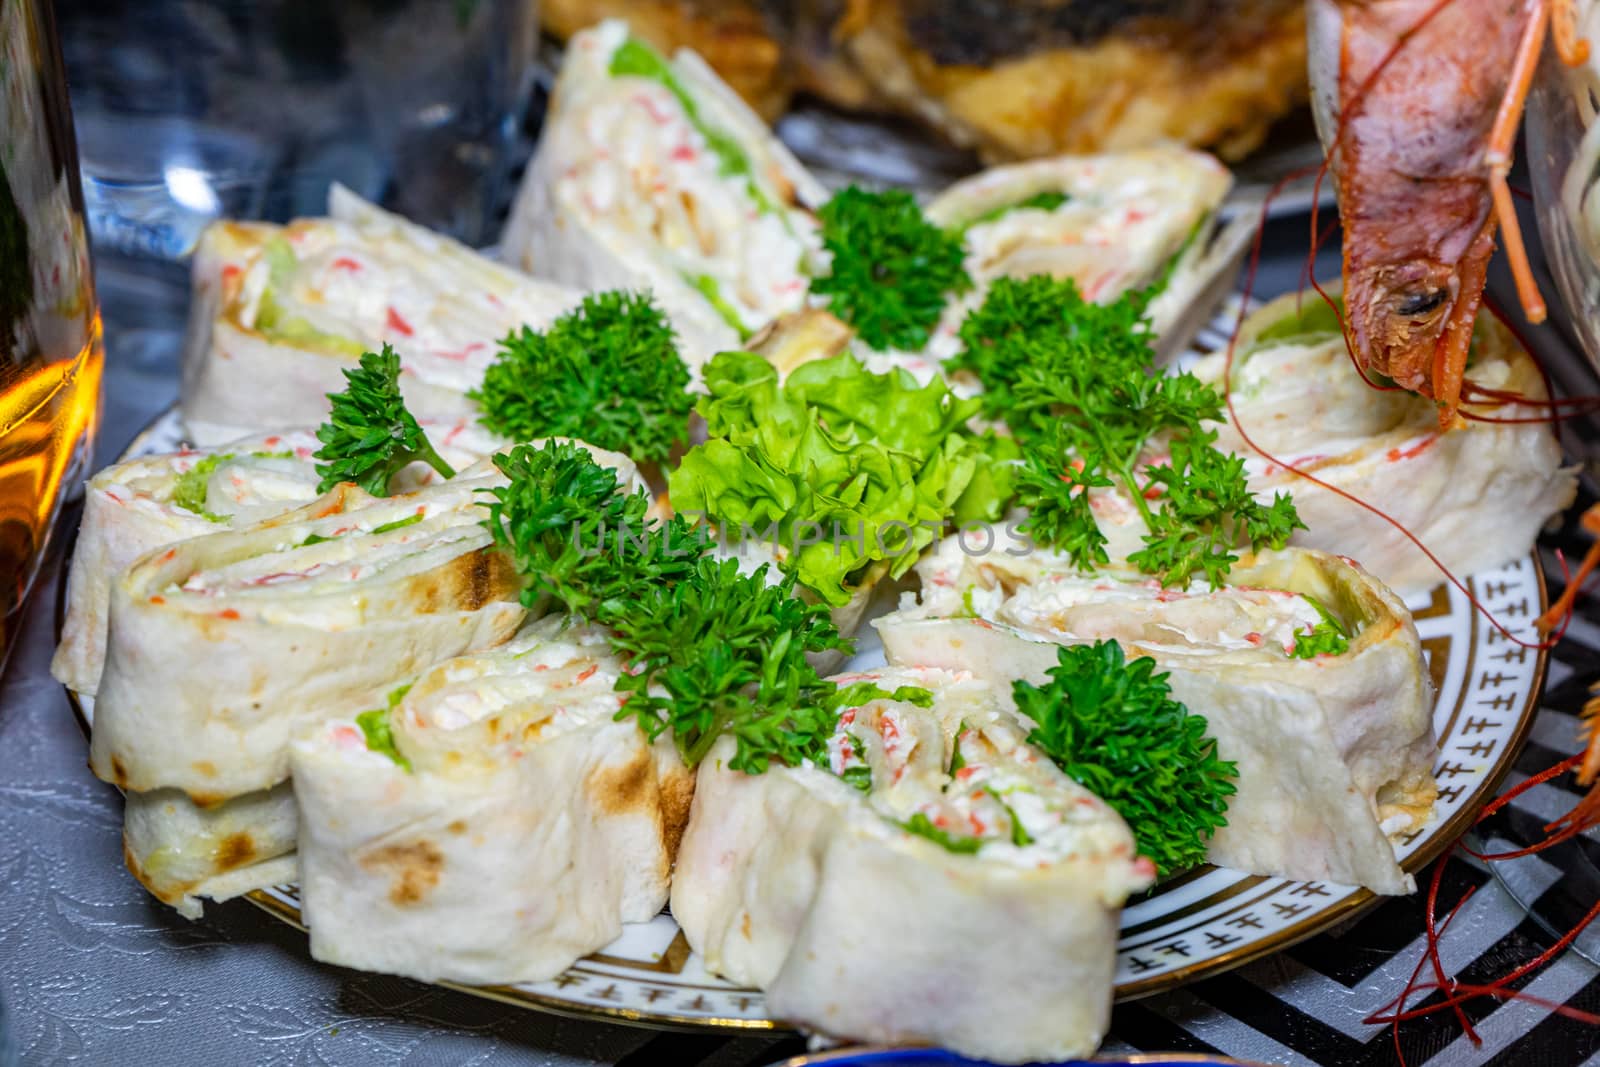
[670,351,1007,606]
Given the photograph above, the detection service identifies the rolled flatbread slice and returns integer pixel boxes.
[290,616,693,985]
[181,186,583,442]
[1193,291,1577,595]
[869,147,1247,384]
[87,465,538,802]
[929,147,1237,338]
[122,784,298,920]
[52,421,504,697]
[672,665,1151,1064]
[501,19,824,370]
[875,539,1436,894]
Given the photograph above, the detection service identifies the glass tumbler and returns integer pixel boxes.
[55,0,537,334]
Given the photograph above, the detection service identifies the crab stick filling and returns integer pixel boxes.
[560,31,816,337]
[823,669,1145,874]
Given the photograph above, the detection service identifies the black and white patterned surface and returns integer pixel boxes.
[4,219,1600,1066]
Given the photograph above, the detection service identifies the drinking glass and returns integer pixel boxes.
[1,0,104,672]
[55,0,537,335]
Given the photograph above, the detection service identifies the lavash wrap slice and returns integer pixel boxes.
[90,470,527,801]
[926,147,1244,356]
[100,442,638,918]
[290,617,693,985]
[875,537,1437,895]
[672,665,1151,1064]
[1192,290,1577,596]
[52,420,505,697]
[501,19,824,373]
[92,441,640,801]
[181,185,582,443]
[860,147,1246,387]
[121,784,299,920]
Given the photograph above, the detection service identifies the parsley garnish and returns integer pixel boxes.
[610,558,851,772]
[953,275,1302,586]
[1128,429,1304,589]
[478,440,699,619]
[481,441,850,775]
[314,345,455,496]
[471,291,693,463]
[901,811,982,854]
[810,186,971,352]
[171,454,234,522]
[1015,640,1237,876]
[1290,595,1352,659]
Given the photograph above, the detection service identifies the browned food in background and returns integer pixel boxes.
[542,0,793,120]
[541,0,1310,162]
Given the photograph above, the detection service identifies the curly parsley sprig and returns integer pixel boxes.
[952,275,1304,586]
[471,291,693,462]
[478,439,701,619]
[610,558,851,772]
[1015,640,1237,876]
[314,345,455,495]
[481,440,851,774]
[809,186,971,352]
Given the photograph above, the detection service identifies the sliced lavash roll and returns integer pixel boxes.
[99,443,641,918]
[290,616,693,985]
[856,147,1247,385]
[875,537,1437,895]
[501,19,824,371]
[672,665,1151,1064]
[1191,290,1577,596]
[121,784,299,920]
[180,185,583,443]
[52,421,505,697]
[92,443,642,800]
[90,472,525,801]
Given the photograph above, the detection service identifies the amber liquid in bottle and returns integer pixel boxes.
[1,0,103,670]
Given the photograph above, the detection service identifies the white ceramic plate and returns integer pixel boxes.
[74,308,1545,1030]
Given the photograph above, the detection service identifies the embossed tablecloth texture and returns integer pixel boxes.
[6,217,1600,1067]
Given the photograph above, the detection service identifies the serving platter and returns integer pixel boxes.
[65,298,1548,1033]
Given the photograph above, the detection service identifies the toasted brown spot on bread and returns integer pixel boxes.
[402,548,521,615]
[361,841,444,906]
[192,760,218,778]
[187,791,229,809]
[659,767,696,862]
[214,832,256,871]
[109,755,129,788]
[447,820,468,835]
[588,749,654,816]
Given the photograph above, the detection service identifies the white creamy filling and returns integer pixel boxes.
[202,457,320,520]
[997,573,1326,659]
[963,193,1195,303]
[826,672,1135,868]
[559,80,812,333]
[235,222,572,393]
[393,629,626,766]
[174,511,481,598]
